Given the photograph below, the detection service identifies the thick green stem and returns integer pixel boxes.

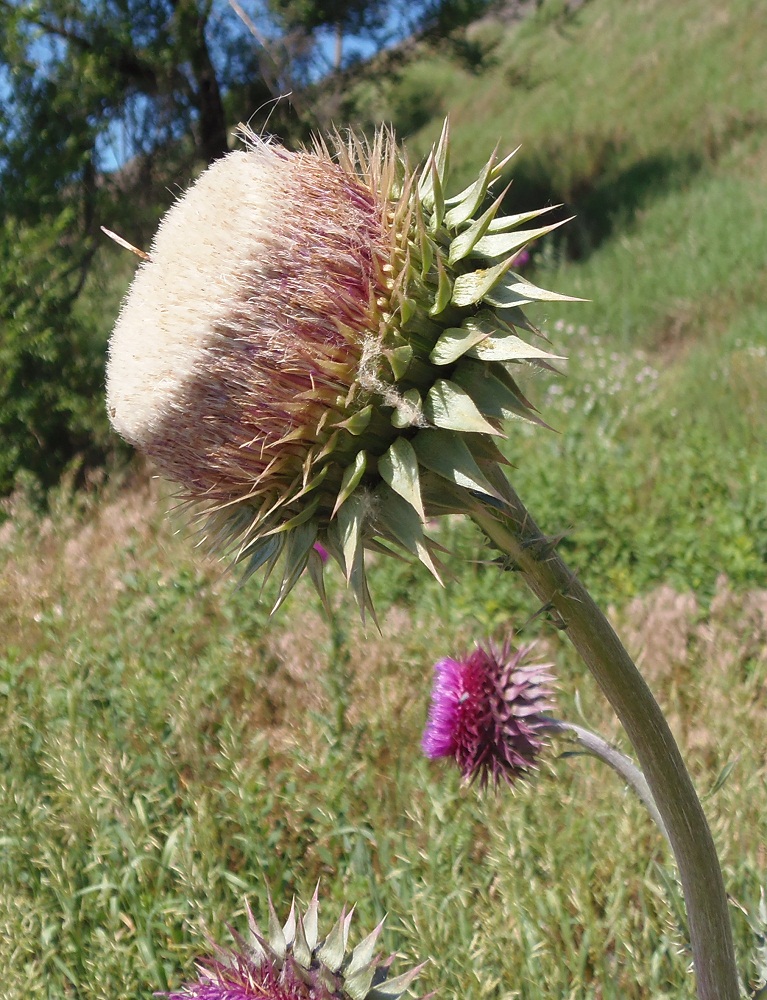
[470,493,739,1000]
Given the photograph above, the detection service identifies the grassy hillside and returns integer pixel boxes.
[2,0,767,997]
[363,0,767,603]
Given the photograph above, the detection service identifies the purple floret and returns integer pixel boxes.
[422,640,555,789]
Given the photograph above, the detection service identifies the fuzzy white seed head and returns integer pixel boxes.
[106,140,386,506]
[104,122,573,615]
[107,147,287,449]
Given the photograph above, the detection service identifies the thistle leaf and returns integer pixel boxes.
[263,496,321,536]
[317,907,348,973]
[472,217,571,259]
[412,429,504,501]
[368,963,428,999]
[239,535,283,584]
[304,887,320,951]
[430,314,494,365]
[391,387,423,429]
[447,184,509,265]
[495,361,546,407]
[451,255,516,307]
[434,117,450,185]
[428,253,453,316]
[345,962,378,1000]
[484,273,587,309]
[469,458,516,508]
[425,157,445,233]
[452,358,551,427]
[245,901,268,964]
[272,521,317,612]
[414,197,433,278]
[485,204,560,234]
[337,495,366,582]
[467,330,562,363]
[297,460,330,497]
[387,344,413,380]
[444,149,496,229]
[424,379,501,435]
[335,404,373,435]
[378,438,425,520]
[399,296,417,325]
[346,919,386,978]
[445,144,519,206]
[332,450,368,517]
[375,485,442,581]
[293,911,312,969]
[465,433,512,467]
[418,118,450,212]
[306,544,330,612]
[343,524,378,625]
[267,892,287,959]
[420,471,476,514]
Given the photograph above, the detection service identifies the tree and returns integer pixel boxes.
[0,210,118,494]
[264,0,495,72]
[0,0,275,493]
[0,0,494,494]
[0,1,248,224]
[266,0,390,71]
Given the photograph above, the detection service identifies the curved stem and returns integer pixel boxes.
[544,719,669,842]
[470,493,739,1000]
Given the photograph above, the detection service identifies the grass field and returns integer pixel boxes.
[2,0,767,996]
[2,474,766,998]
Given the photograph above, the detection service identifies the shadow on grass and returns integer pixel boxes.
[501,136,703,261]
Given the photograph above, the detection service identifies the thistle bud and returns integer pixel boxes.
[107,123,578,612]
[168,889,425,1000]
[422,638,555,788]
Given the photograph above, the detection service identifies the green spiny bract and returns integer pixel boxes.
[106,122,579,616]
[168,890,425,1000]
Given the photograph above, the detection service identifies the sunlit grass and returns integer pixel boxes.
[1,469,766,998]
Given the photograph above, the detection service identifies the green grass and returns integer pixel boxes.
[3,0,767,996]
[1,479,766,998]
[395,0,767,186]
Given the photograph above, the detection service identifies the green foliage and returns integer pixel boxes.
[268,0,389,35]
[0,0,232,191]
[388,58,457,135]
[0,213,119,494]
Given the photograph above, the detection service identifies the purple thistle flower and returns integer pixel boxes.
[422,639,555,789]
[167,891,425,1000]
[510,248,531,269]
[168,951,333,1000]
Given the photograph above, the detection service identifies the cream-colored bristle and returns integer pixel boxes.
[106,147,286,448]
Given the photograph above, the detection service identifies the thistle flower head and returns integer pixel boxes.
[107,123,578,614]
[168,889,425,1000]
[422,638,555,788]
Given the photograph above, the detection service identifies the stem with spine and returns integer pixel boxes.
[469,490,739,1000]
[544,719,669,841]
